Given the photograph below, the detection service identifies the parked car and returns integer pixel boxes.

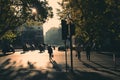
[58,45,66,51]
[2,44,15,54]
[22,43,31,51]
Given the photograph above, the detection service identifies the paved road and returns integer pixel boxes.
[0,48,120,80]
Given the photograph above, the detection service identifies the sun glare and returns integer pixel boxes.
[32,8,37,15]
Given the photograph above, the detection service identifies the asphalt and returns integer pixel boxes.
[0,50,120,80]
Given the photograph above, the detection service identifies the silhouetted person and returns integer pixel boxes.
[47,46,53,60]
[85,45,91,61]
[76,44,83,61]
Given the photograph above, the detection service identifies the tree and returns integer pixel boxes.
[59,0,120,51]
[0,30,16,43]
[0,0,53,37]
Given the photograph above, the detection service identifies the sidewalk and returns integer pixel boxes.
[43,51,120,80]
[51,51,120,80]
[0,50,120,80]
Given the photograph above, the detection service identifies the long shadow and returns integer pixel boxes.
[0,58,11,68]
[1,67,48,80]
[46,69,114,80]
[81,61,98,70]
[0,59,48,80]
[67,70,114,80]
[0,58,116,80]
[50,59,62,71]
[91,61,120,72]
[81,61,120,77]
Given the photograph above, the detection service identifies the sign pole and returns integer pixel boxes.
[69,24,73,72]
[64,40,68,72]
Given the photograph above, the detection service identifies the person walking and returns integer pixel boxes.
[85,44,91,61]
[76,44,83,61]
[47,46,53,60]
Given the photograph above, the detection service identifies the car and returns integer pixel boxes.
[2,44,15,54]
[58,45,68,51]
[22,43,31,51]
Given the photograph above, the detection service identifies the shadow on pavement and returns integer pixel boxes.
[0,58,48,80]
[0,58,115,80]
[66,70,113,80]
[91,61,120,72]
[0,52,14,57]
[50,59,62,71]
[81,61,120,77]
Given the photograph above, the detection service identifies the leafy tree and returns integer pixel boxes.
[60,0,120,50]
[0,0,53,38]
[0,30,16,43]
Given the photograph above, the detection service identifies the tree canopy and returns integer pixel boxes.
[59,0,120,50]
[0,0,53,37]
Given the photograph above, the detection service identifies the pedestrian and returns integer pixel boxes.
[85,44,91,61]
[76,44,83,61]
[47,46,53,60]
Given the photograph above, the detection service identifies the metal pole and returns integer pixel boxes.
[64,40,68,72]
[69,25,73,72]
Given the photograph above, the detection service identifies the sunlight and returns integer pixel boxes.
[31,8,37,15]
[43,0,62,35]
[10,51,50,69]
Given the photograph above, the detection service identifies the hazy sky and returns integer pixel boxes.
[43,0,62,35]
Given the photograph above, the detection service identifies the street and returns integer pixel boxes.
[0,48,120,80]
